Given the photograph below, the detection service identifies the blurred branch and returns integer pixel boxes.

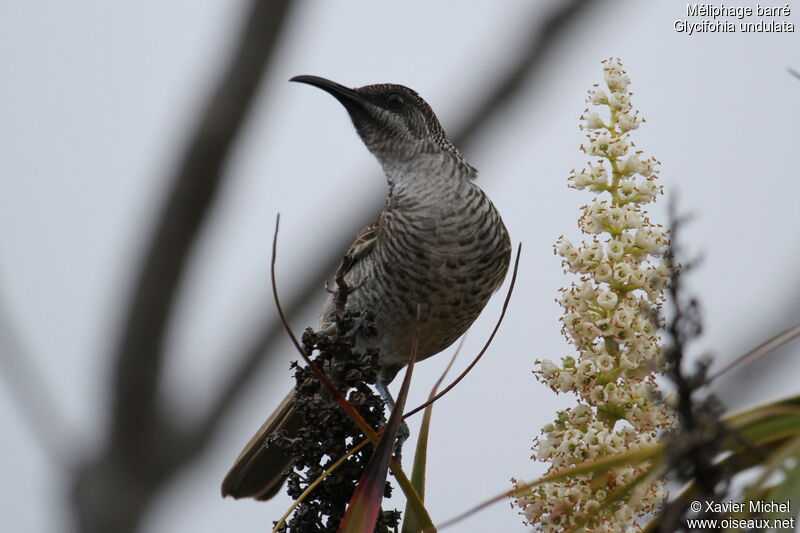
[72,1,296,532]
[107,0,294,455]
[205,0,595,449]
[452,0,594,149]
[0,292,72,466]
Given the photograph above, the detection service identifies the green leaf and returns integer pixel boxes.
[763,453,800,524]
[438,443,662,530]
[723,395,800,428]
[742,435,800,507]
[402,338,463,533]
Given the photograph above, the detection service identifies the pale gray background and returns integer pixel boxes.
[1,1,799,531]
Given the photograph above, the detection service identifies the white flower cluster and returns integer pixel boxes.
[514,58,674,532]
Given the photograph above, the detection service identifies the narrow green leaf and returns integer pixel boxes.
[438,395,800,530]
[402,337,463,533]
[728,414,800,448]
[639,434,796,530]
[438,443,662,530]
[763,455,800,524]
[723,397,800,428]
[742,435,800,506]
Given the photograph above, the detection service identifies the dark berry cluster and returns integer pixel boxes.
[274,313,400,532]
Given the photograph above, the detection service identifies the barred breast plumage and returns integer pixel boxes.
[320,156,511,382]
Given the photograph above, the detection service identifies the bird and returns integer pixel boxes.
[221,75,511,501]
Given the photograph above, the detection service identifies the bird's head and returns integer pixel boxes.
[291,75,471,179]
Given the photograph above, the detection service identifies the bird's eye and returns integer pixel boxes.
[387,92,405,109]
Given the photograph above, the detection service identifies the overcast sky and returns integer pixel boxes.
[2,1,799,532]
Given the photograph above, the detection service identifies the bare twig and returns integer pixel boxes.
[431,334,466,399]
[334,254,354,322]
[0,293,72,466]
[269,215,308,358]
[710,322,800,382]
[72,2,296,532]
[438,490,514,530]
[269,215,354,405]
[107,0,295,454]
[267,214,397,446]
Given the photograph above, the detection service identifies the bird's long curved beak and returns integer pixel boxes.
[290,75,365,106]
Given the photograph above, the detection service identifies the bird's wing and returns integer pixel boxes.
[319,219,380,330]
[340,218,380,272]
[221,389,299,500]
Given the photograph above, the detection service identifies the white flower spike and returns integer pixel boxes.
[513,58,674,532]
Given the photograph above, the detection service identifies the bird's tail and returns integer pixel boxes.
[221,389,300,500]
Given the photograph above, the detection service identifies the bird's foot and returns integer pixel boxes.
[375,380,409,461]
[344,315,365,339]
[394,420,410,463]
[314,323,338,338]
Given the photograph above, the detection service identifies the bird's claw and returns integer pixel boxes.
[344,316,365,338]
[394,420,410,463]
